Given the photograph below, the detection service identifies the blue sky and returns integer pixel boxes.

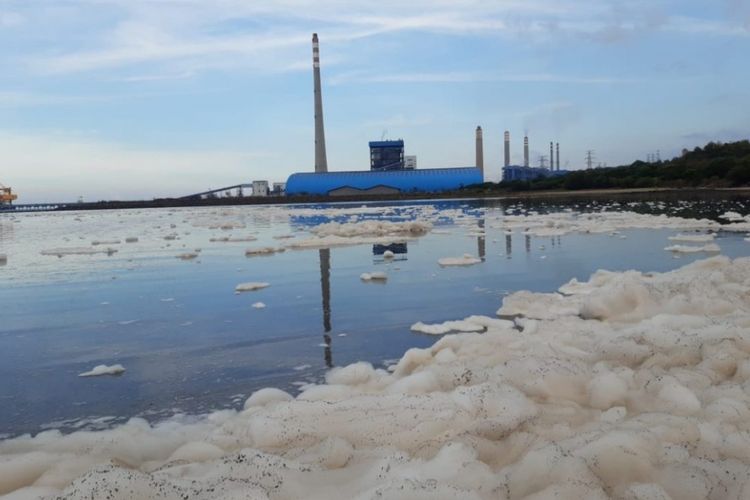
[0,0,749,202]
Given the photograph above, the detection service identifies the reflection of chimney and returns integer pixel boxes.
[319,248,332,367]
[504,131,510,167]
[475,126,484,180]
[478,219,486,260]
[523,135,529,167]
[505,233,512,258]
[550,142,554,171]
[312,33,328,173]
[556,143,560,171]
[319,248,331,332]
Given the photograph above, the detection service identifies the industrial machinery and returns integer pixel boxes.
[0,183,18,205]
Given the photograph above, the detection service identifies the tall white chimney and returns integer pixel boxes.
[475,126,484,180]
[312,33,328,173]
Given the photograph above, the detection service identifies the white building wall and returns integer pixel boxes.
[252,180,269,197]
[404,155,417,170]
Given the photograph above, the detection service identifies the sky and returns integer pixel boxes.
[0,0,749,203]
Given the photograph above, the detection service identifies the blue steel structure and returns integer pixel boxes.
[286,167,482,196]
[369,140,404,171]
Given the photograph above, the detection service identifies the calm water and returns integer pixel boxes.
[1,195,750,437]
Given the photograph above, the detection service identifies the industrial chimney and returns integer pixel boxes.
[312,33,328,173]
[549,142,554,171]
[475,126,484,180]
[504,131,510,167]
[523,135,529,167]
[556,143,560,171]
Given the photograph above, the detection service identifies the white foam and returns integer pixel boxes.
[78,364,125,377]
[6,258,750,498]
[251,302,266,309]
[40,247,118,257]
[382,250,395,259]
[360,271,387,281]
[438,254,482,266]
[668,233,715,243]
[235,282,269,292]
[244,246,284,256]
[664,243,721,253]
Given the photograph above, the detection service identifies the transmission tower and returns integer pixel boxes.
[585,150,595,169]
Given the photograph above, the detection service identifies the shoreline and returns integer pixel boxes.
[5,186,750,213]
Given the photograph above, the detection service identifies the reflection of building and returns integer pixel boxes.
[373,243,407,256]
[252,180,269,197]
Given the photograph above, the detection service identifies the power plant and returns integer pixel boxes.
[502,134,568,182]
[286,34,483,196]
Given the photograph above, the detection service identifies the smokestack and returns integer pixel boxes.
[312,33,328,173]
[556,143,560,171]
[475,126,484,179]
[549,142,554,171]
[523,135,529,167]
[504,131,510,167]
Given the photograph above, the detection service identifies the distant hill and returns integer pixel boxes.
[476,140,750,192]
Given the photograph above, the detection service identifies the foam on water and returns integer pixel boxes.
[4,256,750,498]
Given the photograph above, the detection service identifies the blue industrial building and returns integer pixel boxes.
[369,140,405,171]
[502,165,568,182]
[286,167,482,196]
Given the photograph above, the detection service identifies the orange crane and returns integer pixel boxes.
[0,183,18,205]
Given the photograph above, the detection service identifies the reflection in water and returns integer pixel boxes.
[319,248,333,367]
[505,234,512,259]
[525,234,531,254]
[373,243,407,257]
[477,219,486,261]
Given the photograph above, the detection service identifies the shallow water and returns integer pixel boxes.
[1,195,750,438]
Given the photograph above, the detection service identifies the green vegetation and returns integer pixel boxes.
[471,140,750,192]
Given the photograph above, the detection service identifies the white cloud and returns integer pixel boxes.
[330,71,640,86]
[19,0,745,77]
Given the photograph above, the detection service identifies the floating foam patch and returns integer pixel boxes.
[438,254,482,266]
[235,282,269,292]
[78,364,125,377]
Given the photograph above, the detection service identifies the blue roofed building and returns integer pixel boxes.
[286,167,483,196]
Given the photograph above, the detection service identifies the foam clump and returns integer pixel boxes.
[78,364,125,377]
[176,252,198,260]
[40,247,117,257]
[288,220,432,249]
[251,302,266,309]
[438,254,482,266]
[668,232,715,243]
[244,246,284,256]
[383,250,395,259]
[664,243,721,253]
[410,315,512,335]
[360,271,387,281]
[4,257,750,498]
[311,220,431,238]
[234,282,269,292]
